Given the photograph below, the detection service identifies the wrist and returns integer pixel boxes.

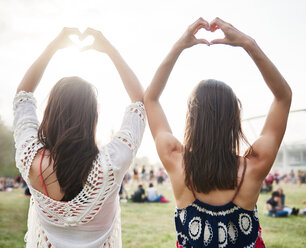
[46,41,58,56]
[106,44,118,58]
[172,42,184,54]
[106,44,116,55]
[242,37,257,52]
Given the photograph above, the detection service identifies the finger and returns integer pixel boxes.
[195,24,206,34]
[210,25,220,32]
[209,17,226,32]
[81,27,99,39]
[80,44,94,52]
[210,38,227,45]
[195,38,210,46]
[189,17,210,33]
[64,27,82,36]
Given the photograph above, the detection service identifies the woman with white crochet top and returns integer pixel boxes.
[13,27,145,248]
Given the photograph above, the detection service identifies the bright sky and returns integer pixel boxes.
[1,0,306,164]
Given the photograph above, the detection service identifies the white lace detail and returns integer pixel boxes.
[21,146,117,248]
[13,91,39,149]
[115,132,135,151]
[114,102,146,152]
[13,92,144,247]
[25,197,53,248]
[13,90,36,110]
[128,102,145,122]
[191,203,240,216]
[25,196,120,248]
[16,137,43,180]
[99,206,121,248]
[31,148,115,226]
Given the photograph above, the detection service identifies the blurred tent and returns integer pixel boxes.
[243,109,306,173]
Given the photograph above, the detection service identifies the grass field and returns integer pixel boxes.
[0,183,305,248]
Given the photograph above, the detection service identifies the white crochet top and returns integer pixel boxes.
[13,91,146,248]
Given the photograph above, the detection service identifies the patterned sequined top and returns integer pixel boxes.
[175,159,265,248]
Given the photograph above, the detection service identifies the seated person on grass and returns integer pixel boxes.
[131,184,146,202]
[277,187,299,215]
[146,183,169,203]
[266,191,288,217]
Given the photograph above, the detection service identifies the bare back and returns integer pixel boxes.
[163,140,263,211]
[29,149,65,201]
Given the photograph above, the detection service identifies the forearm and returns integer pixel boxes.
[17,43,57,93]
[107,47,143,102]
[145,43,183,102]
[244,40,292,102]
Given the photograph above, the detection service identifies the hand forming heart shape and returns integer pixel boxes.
[179,17,248,48]
[194,27,223,44]
[64,28,112,53]
[69,33,95,50]
[188,17,249,47]
[192,19,222,44]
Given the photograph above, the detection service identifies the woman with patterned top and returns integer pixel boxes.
[13,27,145,247]
[144,17,291,247]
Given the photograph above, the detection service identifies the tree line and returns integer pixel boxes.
[0,119,17,177]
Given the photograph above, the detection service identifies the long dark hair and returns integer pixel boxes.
[183,79,251,194]
[38,76,99,200]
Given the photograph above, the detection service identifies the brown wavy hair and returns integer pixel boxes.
[183,79,251,194]
[38,77,99,201]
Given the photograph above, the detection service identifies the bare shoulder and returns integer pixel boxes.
[235,156,266,209]
[154,132,195,204]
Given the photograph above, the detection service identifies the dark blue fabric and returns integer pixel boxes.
[175,199,259,248]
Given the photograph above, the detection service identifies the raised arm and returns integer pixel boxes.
[144,18,210,172]
[210,18,292,179]
[17,28,81,93]
[81,28,143,102]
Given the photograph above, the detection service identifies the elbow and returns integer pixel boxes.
[283,85,292,106]
[284,81,292,103]
[276,83,292,105]
[287,86,292,103]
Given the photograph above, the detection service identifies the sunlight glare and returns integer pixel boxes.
[69,34,95,50]
[195,28,224,43]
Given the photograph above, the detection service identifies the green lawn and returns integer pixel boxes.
[0,183,305,248]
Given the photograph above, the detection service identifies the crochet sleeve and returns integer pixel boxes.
[106,102,146,183]
[13,91,40,180]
